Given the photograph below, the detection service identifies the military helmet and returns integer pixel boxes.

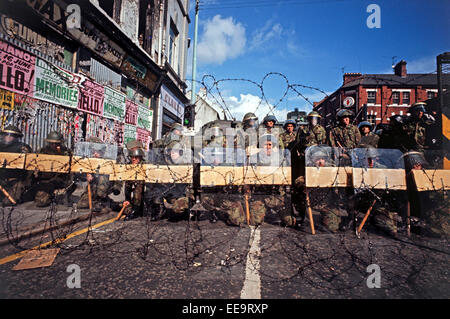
[307,111,321,119]
[409,102,426,114]
[358,121,373,130]
[170,122,184,132]
[1,125,23,137]
[243,112,258,122]
[389,115,405,126]
[263,115,277,125]
[129,148,145,158]
[403,151,427,171]
[86,136,104,144]
[126,139,144,150]
[45,131,64,143]
[309,145,328,160]
[283,119,296,129]
[336,109,353,119]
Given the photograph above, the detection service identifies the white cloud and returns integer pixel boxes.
[222,93,289,122]
[249,21,283,50]
[197,15,246,65]
[406,56,436,73]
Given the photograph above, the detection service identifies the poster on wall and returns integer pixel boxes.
[136,127,151,150]
[0,40,36,95]
[124,123,136,146]
[125,99,138,125]
[78,79,104,116]
[33,58,79,108]
[103,86,126,122]
[0,88,14,110]
[137,105,152,131]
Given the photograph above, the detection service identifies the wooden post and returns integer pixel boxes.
[357,199,377,234]
[244,193,251,225]
[87,181,92,212]
[115,202,129,221]
[0,185,16,205]
[305,188,315,235]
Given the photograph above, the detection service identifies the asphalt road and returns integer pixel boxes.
[0,207,449,300]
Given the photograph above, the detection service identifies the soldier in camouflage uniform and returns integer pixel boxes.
[33,131,74,207]
[329,109,361,150]
[403,102,435,152]
[77,137,121,211]
[378,115,409,151]
[292,111,327,225]
[0,125,32,206]
[122,148,146,220]
[279,119,297,151]
[357,121,379,148]
[260,115,283,148]
[159,141,193,221]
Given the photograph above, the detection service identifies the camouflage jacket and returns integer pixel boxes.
[358,132,380,148]
[329,124,361,149]
[279,132,296,150]
[296,125,327,152]
[403,117,434,152]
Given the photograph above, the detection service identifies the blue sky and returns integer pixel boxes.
[187,0,450,122]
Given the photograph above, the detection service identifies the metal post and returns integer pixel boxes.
[190,0,199,105]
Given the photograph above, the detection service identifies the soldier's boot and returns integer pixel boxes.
[35,191,52,207]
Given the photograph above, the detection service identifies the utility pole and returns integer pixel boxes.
[190,0,199,105]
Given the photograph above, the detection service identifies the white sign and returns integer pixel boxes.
[343,96,355,108]
[160,85,184,119]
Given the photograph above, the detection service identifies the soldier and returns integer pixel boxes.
[279,119,297,151]
[122,148,146,220]
[403,102,435,152]
[33,131,74,207]
[302,145,344,233]
[238,112,259,151]
[353,146,400,237]
[357,121,379,148]
[329,109,361,149]
[160,141,194,221]
[378,115,408,151]
[292,111,327,224]
[0,125,32,206]
[295,111,327,158]
[403,151,449,237]
[77,137,121,212]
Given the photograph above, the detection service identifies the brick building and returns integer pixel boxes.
[314,60,449,130]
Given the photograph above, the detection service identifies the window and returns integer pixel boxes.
[367,114,376,125]
[392,92,400,104]
[427,91,436,100]
[168,21,179,69]
[367,91,376,104]
[402,92,410,105]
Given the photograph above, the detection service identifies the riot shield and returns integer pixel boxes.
[72,142,120,211]
[351,148,406,237]
[144,147,194,221]
[305,146,353,234]
[200,146,291,226]
[405,150,450,238]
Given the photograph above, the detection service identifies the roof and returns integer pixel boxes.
[342,73,450,88]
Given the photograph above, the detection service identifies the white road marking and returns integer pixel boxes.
[240,226,262,299]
